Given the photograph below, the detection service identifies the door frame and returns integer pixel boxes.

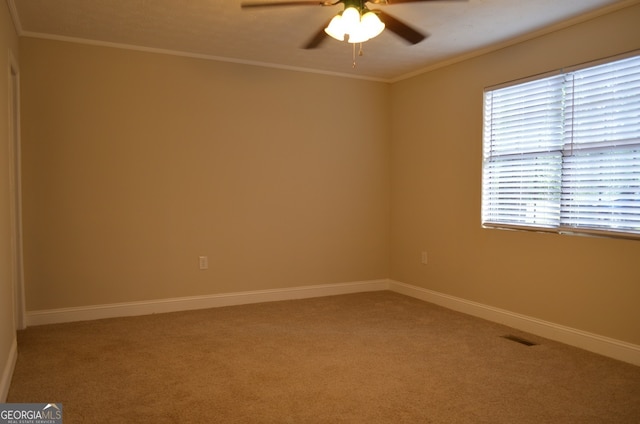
[8,50,25,330]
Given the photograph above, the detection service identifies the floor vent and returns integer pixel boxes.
[502,334,538,346]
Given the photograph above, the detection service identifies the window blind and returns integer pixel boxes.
[482,53,640,239]
[482,75,565,229]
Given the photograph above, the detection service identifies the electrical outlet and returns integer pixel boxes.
[199,256,208,270]
[421,251,428,265]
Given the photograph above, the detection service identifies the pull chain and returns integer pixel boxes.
[352,43,364,68]
[352,43,356,68]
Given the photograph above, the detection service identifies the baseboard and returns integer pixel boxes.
[26,279,390,327]
[388,280,640,367]
[24,278,640,367]
[1,338,18,402]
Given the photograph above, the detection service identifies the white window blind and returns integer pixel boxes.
[483,53,640,239]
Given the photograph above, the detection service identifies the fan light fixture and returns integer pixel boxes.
[324,7,385,44]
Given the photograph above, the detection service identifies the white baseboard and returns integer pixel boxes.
[23,278,640,367]
[25,279,390,327]
[389,280,640,367]
[1,338,18,402]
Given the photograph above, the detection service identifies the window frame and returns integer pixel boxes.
[482,50,640,241]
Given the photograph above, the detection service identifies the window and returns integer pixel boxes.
[482,53,640,240]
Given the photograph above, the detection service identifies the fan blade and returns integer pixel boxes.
[376,11,428,44]
[303,20,332,49]
[369,0,466,4]
[241,0,336,8]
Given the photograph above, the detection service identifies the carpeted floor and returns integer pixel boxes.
[8,291,640,423]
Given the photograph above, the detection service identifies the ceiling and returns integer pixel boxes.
[7,0,634,81]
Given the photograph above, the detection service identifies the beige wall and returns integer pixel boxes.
[20,39,390,310]
[0,0,20,398]
[390,4,640,345]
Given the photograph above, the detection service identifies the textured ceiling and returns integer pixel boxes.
[7,0,635,81]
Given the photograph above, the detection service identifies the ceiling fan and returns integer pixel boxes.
[240,0,466,49]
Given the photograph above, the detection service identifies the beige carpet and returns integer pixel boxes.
[8,291,640,423]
